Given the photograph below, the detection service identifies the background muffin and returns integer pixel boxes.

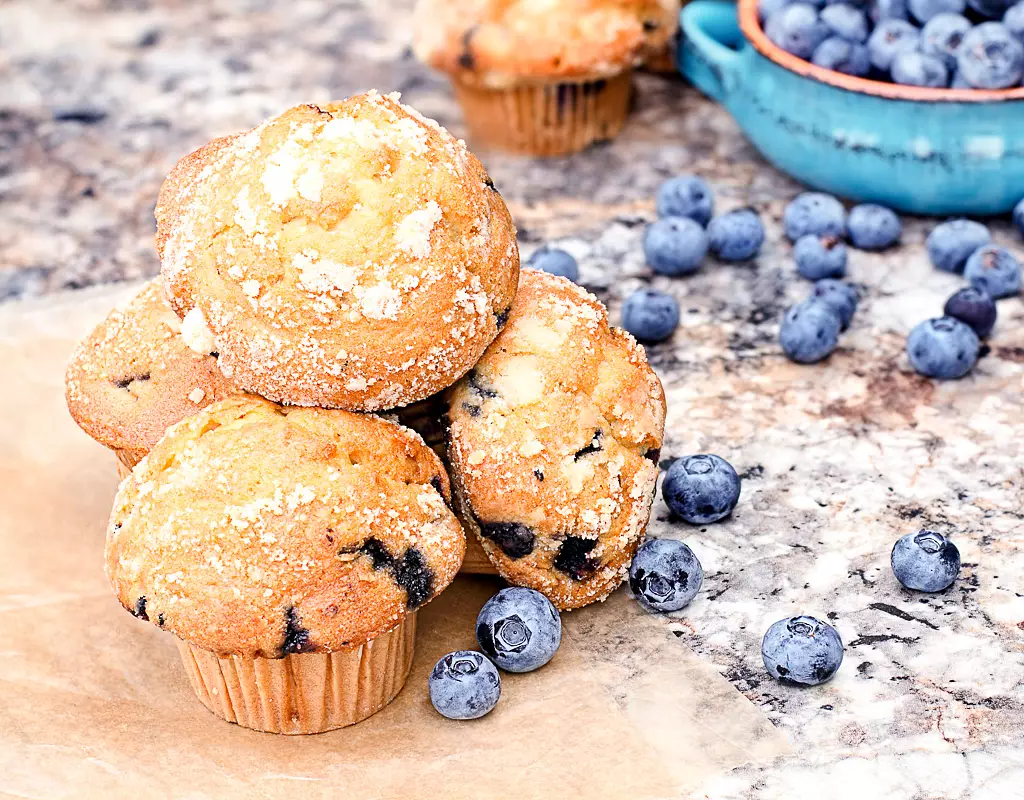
[446,269,666,609]
[159,90,519,411]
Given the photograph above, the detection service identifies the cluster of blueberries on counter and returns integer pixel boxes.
[430,452,964,719]
[761,0,1024,89]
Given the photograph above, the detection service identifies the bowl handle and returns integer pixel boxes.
[678,1,744,104]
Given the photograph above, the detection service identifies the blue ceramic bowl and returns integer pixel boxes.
[678,0,1024,216]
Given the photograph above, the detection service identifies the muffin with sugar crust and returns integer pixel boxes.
[445,269,666,609]
[413,0,679,156]
[158,90,519,411]
[106,396,465,733]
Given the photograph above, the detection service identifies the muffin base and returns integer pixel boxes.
[453,71,633,157]
[175,614,417,734]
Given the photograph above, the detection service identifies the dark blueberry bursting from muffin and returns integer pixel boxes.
[533,468,545,481]
[461,402,482,417]
[157,613,165,627]
[113,372,151,389]
[480,521,536,558]
[282,606,313,654]
[468,369,499,398]
[574,430,603,461]
[358,537,395,570]
[484,175,499,192]
[495,306,512,329]
[430,475,451,508]
[554,536,599,580]
[132,595,149,620]
[458,26,477,69]
[394,547,434,608]
[644,447,661,463]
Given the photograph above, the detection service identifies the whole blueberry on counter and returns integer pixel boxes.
[783,192,847,241]
[964,244,1022,298]
[821,3,871,40]
[780,299,842,362]
[891,50,952,85]
[662,454,742,525]
[956,22,1024,88]
[1005,3,1024,40]
[656,175,714,225]
[926,218,991,272]
[476,587,561,673]
[906,317,980,379]
[707,208,765,260]
[871,0,910,20]
[921,13,973,68]
[944,286,997,336]
[812,279,859,329]
[621,288,680,343]
[794,234,848,280]
[429,651,501,720]
[766,3,831,58]
[909,0,965,23]
[891,530,961,592]
[762,616,844,686]
[1013,195,1024,236]
[868,19,922,71]
[644,216,709,276]
[527,247,579,282]
[629,539,704,613]
[847,204,902,250]
[812,36,874,73]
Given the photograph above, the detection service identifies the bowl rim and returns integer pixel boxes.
[738,0,1024,103]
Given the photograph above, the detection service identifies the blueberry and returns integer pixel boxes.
[891,530,961,592]
[707,208,766,261]
[951,69,972,85]
[656,175,714,225]
[527,247,579,282]
[629,539,704,613]
[968,0,1015,17]
[780,300,842,363]
[429,651,501,720]
[812,36,874,73]
[926,218,991,273]
[871,0,910,21]
[662,454,741,525]
[783,192,847,241]
[1005,2,1024,40]
[906,316,980,379]
[621,288,680,343]
[957,22,1024,88]
[761,0,794,19]
[761,616,844,686]
[921,13,973,69]
[766,3,831,58]
[943,286,997,336]
[964,244,1022,298]
[811,279,859,329]
[821,3,871,40]
[1013,195,1024,236]
[909,0,965,23]
[847,204,902,250]
[868,19,922,71]
[644,217,709,276]
[891,50,952,85]
[475,587,561,673]
[794,234,848,279]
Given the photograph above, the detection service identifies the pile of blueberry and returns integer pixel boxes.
[761,0,1024,89]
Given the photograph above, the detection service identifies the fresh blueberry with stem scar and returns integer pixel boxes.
[906,317,980,379]
[891,530,961,592]
[527,246,579,283]
[629,539,704,613]
[429,650,501,720]
[780,300,842,363]
[766,3,831,58]
[761,616,844,686]
[927,219,991,273]
[476,587,562,673]
[921,13,972,70]
[871,0,910,21]
[621,288,680,343]
[944,286,997,337]
[783,192,847,241]
[964,245,1022,299]
[794,234,848,280]
[847,204,902,250]
[760,0,793,21]
[707,208,765,261]
[820,3,870,41]
[811,279,858,330]
[867,19,922,71]
[644,216,709,276]
[908,0,965,24]
[662,454,741,525]
[655,175,714,226]
[957,22,1024,88]
[892,50,951,85]
[812,37,873,73]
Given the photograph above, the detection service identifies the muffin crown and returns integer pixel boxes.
[413,0,679,86]
[158,91,518,410]
[105,397,465,656]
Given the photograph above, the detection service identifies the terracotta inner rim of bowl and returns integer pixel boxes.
[737,0,1024,102]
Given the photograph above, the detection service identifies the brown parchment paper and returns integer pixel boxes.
[0,285,791,800]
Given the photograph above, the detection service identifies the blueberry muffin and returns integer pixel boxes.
[65,279,237,475]
[446,269,666,609]
[106,396,465,733]
[158,90,519,411]
[413,0,679,156]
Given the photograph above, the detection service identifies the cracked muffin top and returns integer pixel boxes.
[413,0,680,87]
[65,278,238,460]
[158,90,519,411]
[105,397,465,657]
[446,269,665,609]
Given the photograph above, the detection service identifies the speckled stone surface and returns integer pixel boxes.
[3,1,1024,797]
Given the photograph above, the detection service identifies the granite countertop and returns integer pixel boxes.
[3,1,1023,797]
